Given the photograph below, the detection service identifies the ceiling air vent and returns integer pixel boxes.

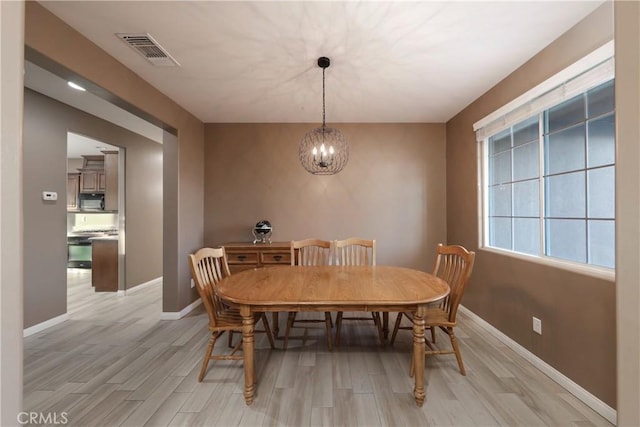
[116,33,180,67]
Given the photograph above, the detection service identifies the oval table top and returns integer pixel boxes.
[217,265,450,307]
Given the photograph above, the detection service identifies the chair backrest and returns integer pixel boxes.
[334,238,376,266]
[291,239,332,266]
[432,243,475,322]
[188,247,232,328]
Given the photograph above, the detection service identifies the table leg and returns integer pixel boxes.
[382,312,389,339]
[240,305,255,405]
[412,308,426,406]
[272,312,279,338]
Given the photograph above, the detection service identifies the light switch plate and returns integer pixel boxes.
[42,191,58,201]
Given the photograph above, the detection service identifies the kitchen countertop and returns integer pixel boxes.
[67,231,119,242]
[67,209,118,214]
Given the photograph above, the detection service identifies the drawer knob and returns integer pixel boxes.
[237,255,246,261]
[274,255,282,261]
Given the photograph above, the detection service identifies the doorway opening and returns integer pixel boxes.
[66,133,123,309]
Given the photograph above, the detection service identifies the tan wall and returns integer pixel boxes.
[205,123,446,271]
[25,1,205,312]
[22,88,163,327]
[446,3,616,406]
[614,1,640,424]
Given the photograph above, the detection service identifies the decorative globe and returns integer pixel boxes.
[254,220,272,234]
[252,220,273,243]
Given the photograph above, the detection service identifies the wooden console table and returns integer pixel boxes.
[222,242,291,273]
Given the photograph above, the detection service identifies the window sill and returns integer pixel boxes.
[479,246,615,282]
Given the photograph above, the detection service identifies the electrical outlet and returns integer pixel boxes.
[532,317,542,335]
[190,278,195,289]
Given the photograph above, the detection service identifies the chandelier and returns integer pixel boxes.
[299,57,349,175]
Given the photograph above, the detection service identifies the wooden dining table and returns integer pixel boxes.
[216,264,450,407]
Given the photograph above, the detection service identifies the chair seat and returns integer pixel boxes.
[424,307,456,328]
[213,308,261,329]
[396,308,456,329]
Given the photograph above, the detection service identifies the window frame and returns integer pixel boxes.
[476,44,616,281]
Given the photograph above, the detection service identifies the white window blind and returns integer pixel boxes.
[474,41,614,142]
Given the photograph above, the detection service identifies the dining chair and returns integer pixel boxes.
[188,247,275,382]
[283,239,334,351]
[390,243,475,376]
[333,238,385,346]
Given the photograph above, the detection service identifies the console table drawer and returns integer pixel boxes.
[226,252,258,264]
[261,252,291,265]
[222,242,291,269]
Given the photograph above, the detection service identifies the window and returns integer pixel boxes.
[479,50,615,271]
[488,116,542,257]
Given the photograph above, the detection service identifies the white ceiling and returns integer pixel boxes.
[67,132,119,159]
[39,1,605,124]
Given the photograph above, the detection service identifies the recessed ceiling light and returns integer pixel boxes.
[67,81,86,91]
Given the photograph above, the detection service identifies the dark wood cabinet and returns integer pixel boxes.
[223,242,291,273]
[73,152,118,210]
[92,238,118,292]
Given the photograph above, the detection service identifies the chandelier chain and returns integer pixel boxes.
[322,67,326,128]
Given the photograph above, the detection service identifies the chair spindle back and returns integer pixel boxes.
[188,247,232,328]
[334,238,376,266]
[432,244,475,322]
[291,239,332,266]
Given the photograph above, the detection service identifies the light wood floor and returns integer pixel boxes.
[23,270,612,427]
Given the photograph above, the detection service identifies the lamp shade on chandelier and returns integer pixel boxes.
[299,57,349,175]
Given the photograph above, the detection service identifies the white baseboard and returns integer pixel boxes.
[459,305,617,425]
[161,298,202,320]
[23,313,69,337]
[122,276,162,296]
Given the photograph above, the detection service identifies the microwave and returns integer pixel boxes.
[78,193,105,211]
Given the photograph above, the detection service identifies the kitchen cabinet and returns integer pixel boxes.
[223,242,291,273]
[92,237,118,292]
[79,169,106,193]
[67,173,80,209]
[78,155,106,194]
[75,152,118,211]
